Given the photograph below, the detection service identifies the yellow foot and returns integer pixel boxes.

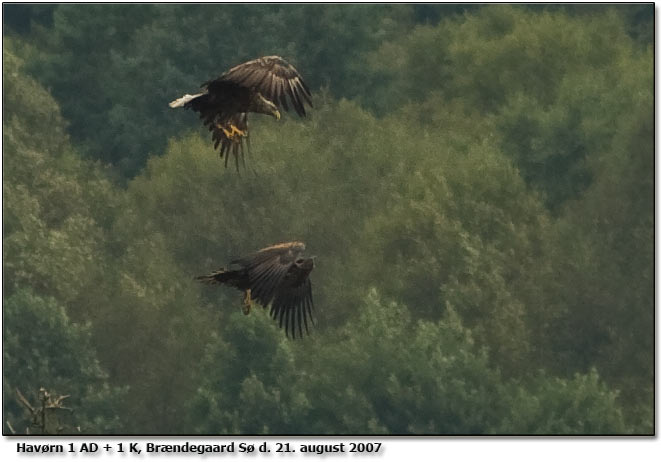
[220,124,246,140]
[242,289,252,315]
[229,124,247,138]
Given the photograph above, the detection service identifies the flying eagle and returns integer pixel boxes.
[197,242,316,338]
[169,56,313,171]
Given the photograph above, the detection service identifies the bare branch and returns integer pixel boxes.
[15,389,37,417]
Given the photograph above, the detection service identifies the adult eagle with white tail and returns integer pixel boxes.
[169,56,313,171]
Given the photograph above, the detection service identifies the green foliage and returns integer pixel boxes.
[521,96,654,431]
[187,310,304,434]
[366,5,652,209]
[3,5,652,434]
[189,291,627,434]
[86,233,212,433]
[3,38,118,305]
[500,369,626,434]
[2,4,55,34]
[296,292,505,434]
[4,37,209,434]
[367,6,638,111]
[21,4,415,176]
[3,288,125,433]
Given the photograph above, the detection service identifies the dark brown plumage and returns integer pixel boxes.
[197,242,315,338]
[169,56,313,171]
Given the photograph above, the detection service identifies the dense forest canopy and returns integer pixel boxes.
[2,4,654,434]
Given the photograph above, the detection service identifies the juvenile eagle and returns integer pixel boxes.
[197,242,316,338]
[169,56,313,171]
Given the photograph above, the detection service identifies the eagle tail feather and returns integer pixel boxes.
[169,93,205,108]
[196,268,242,286]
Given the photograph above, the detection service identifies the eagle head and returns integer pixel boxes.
[294,255,315,280]
[252,93,281,120]
[294,256,315,272]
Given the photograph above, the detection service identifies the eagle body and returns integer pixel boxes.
[196,267,250,291]
[197,242,316,338]
[169,56,312,170]
[176,82,275,121]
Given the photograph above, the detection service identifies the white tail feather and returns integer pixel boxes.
[168,93,204,108]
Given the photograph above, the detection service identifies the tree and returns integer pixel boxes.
[188,291,628,434]
[522,93,653,433]
[364,5,651,209]
[3,38,118,306]
[4,289,125,433]
[22,4,415,176]
[3,5,652,434]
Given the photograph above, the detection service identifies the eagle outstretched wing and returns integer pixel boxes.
[230,241,314,338]
[232,242,305,306]
[219,56,313,117]
[270,278,314,339]
[171,56,312,171]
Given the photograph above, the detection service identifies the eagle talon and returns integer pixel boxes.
[195,242,315,337]
[230,124,247,138]
[169,56,312,169]
[221,126,233,138]
[220,124,247,140]
[242,289,252,315]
